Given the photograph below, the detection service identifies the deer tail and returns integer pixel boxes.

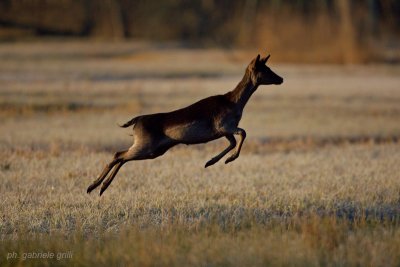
[119,116,142,128]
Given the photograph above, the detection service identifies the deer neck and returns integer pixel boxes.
[227,70,258,111]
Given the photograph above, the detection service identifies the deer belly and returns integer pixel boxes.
[164,121,219,144]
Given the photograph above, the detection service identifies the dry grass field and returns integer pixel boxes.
[1,41,400,266]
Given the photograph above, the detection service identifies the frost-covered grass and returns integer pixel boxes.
[1,41,400,266]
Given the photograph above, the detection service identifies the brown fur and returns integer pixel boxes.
[87,54,283,196]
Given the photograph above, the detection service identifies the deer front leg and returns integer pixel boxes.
[205,135,236,168]
[225,128,246,164]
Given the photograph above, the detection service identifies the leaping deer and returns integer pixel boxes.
[87,54,283,196]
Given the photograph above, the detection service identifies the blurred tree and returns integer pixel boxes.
[336,0,360,63]
[0,0,399,62]
[367,0,379,37]
[0,0,86,35]
[238,0,258,46]
[89,0,125,39]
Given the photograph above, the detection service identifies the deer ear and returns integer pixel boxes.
[250,54,260,69]
[261,54,270,64]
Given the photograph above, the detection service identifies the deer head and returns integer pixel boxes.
[248,54,283,86]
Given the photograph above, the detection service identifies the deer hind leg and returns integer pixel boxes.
[100,161,124,196]
[86,150,127,194]
[205,134,236,168]
[225,128,246,164]
[98,139,175,195]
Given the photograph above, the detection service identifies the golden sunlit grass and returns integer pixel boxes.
[2,218,400,267]
[1,41,400,266]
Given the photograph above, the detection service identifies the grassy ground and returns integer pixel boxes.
[0,41,400,266]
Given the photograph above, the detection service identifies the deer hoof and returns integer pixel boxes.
[205,158,218,168]
[204,161,212,168]
[99,186,107,196]
[225,155,237,164]
[87,185,95,194]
